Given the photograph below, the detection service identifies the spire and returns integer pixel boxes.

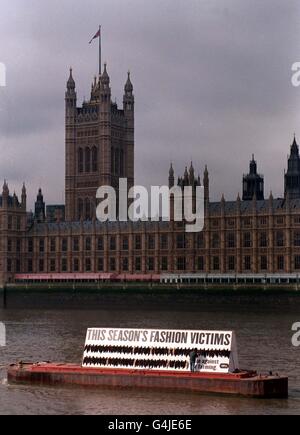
[125,71,133,93]
[236,193,241,212]
[189,162,195,184]
[2,180,9,196]
[21,183,27,208]
[35,188,45,223]
[13,192,18,207]
[184,167,189,184]
[203,166,209,203]
[269,191,274,212]
[101,63,110,86]
[291,134,299,155]
[67,68,75,90]
[249,154,257,175]
[169,163,175,188]
[221,194,226,216]
[124,70,134,113]
[285,135,300,199]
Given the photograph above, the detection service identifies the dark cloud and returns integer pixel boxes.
[0,0,300,207]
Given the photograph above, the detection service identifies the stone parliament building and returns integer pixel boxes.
[1,61,300,285]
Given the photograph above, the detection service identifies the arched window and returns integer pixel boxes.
[111,147,115,174]
[92,147,98,172]
[78,198,83,220]
[85,148,91,173]
[85,198,91,221]
[78,148,83,173]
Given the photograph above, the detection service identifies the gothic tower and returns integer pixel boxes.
[34,188,46,223]
[242,155,264,201]
[285,136,300,200]
[65,68,77,221]
[65,64,135,222]
[123,72,135,193]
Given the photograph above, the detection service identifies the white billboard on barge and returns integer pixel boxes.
[82,328,239,374]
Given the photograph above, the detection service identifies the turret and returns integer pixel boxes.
[189,162,195,186]
[123,71,134,107]
[123,70,135,191]
[221,194,226,214]
[65,68,77,221]
[66,68,76,100]
[169,163,175,188]
[243,155,264,201]
[285,135,300,199]
[203,166,209,203]
[99,63,112,188]
[236,193,241,214]
[34,188,46,223]
[184,167,189,185]
[269,191,274,213]
[65,68,77,120]
[21,183,27,209]
[100,63,111,95]
[12,192,18,208]
[2,180,9,208]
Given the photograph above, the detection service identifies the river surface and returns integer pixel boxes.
[0,292,300,415]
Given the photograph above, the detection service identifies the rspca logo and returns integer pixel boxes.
[0,63,6,87]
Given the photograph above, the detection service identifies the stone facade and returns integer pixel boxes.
[1,63,300,285]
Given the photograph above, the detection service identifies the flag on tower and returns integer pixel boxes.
[89,29,101,44]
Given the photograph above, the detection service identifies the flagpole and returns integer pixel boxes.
[99,25,102,76]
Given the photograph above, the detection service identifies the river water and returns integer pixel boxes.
[0,292,300,415]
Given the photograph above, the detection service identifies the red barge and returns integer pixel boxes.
[7,328,289,398]
[7,362,288,398]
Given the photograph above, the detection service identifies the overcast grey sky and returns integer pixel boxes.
[0,0,300,208]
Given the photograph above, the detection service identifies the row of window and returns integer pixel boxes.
[12,231,300,253]
[205,255,285,272]
[209,231,293,249]
[27,234,185,253]
[8,255,300,274]
[77,146,126,176]
[210,216,300,228]
[10,257,181,273]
